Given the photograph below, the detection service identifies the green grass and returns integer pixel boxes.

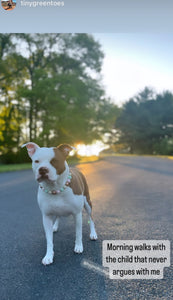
[100,152,173,159]
[0,156,99,173]
[0,163,32,173]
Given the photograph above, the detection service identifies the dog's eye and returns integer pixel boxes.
[35,160,39,163]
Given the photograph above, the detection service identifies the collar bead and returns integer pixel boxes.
[39,173,72,195]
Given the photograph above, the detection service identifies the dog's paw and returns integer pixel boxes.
[74,243,83,254]
[42,253,54,265]
[90,232,98,240]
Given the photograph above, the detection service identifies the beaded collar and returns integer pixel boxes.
[39,173,72,195]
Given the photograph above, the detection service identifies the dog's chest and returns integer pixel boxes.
[37,187,84,216]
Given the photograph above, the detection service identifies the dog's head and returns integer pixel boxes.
[22,142,74,183]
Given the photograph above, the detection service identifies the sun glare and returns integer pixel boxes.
[76,141,108,157]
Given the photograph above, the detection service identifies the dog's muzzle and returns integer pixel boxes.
[37,167,49,182]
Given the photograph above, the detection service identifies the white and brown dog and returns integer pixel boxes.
[22,142,97,265]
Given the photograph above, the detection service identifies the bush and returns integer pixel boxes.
[0,149,31,164]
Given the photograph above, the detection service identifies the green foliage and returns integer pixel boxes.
[115,88,173,154]
[0,33,118,162]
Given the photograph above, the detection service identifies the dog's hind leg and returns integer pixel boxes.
[84,198,97,240]
[53,217,59,232]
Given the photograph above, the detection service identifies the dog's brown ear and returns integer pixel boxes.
[57,144,75,158]
[21,142,40,158]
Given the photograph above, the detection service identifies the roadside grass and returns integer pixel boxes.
[0,155,99,173]
[0,163,32,173]
[100,153,173,160]
[78,156,99,163]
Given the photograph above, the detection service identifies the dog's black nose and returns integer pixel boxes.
[39,167,49,175]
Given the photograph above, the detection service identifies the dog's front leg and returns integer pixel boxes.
[74,212,83,253]
[42,215,54,265]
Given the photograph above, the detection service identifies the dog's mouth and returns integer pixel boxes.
[37,175,56,183]
[37,175,49,182]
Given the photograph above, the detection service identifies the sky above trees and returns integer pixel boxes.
[94,34,173,105]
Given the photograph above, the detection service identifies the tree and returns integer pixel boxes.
[0,34,26,154]
[15,34,106,145]
[115,88,173,154]
[0,33,117,160]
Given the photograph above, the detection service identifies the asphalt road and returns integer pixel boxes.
[0,156,173,300]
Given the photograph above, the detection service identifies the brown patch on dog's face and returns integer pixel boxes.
[50,148,66,175]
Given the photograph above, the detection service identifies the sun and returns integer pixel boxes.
[75,141,108,157]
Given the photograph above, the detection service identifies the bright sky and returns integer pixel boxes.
[94,34,173,106]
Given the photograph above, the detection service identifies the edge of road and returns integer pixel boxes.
[0,154,173,173]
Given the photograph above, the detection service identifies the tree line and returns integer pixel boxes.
[115,87,173,155]
[0,34,173,164]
